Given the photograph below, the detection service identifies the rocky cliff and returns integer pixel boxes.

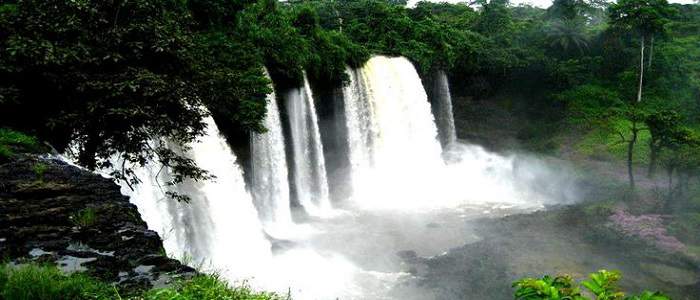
[0,155,194,292]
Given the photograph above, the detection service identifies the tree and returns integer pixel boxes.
[547,0,585,21]
[474,0,514,40]
[659,131,699,207]
[609,0,674,103]
[644,109,683,177]
[0,1,209,185]
[0,0,274,201]
[557,83,645,188]
[546,19,590,57]
[618,108,646,189]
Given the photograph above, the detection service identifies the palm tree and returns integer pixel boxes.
[546,19,589,56]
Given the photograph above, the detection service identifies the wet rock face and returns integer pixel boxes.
[0,155,195,292]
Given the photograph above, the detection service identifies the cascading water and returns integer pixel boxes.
[342,66,376,179]
[250,71,293,229]
[109,56,578,300]
[340,56,575,210]
[342,56,446,208]
[120,116,272,278]
[430,70,457,146]
[285,73,332,215]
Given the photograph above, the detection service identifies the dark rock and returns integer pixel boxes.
[426,222,440,228]
[0,155,194,293]
[397,250,419,263]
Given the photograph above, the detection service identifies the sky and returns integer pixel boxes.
[407,0,697,9]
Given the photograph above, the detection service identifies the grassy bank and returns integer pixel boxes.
[0,263,287,300]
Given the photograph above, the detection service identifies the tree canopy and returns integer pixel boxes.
[1,0,698,198]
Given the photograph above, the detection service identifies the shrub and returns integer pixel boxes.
[513,274,585,300]
[0,264,118,300]
[513,270,669,300]
[583,200,617,219]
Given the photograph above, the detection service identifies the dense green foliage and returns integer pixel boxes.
[0,128,42,160]
[0,0,502,193]
[0,0,698,199]
[513,270,669,300]
[0,1,699,297]
[444,0,700,195]
[0,263,285,300]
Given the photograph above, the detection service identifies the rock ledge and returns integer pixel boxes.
[0,155,195,291]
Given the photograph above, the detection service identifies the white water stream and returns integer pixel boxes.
[251,70,294,231]
[285,73,333,216]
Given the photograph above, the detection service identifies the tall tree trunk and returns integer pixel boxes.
[332,0,343,32]
[627,122,639,189]
[637,35,645,103]
[648,35,654,71]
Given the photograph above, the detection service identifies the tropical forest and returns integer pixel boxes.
[0,0,699,299]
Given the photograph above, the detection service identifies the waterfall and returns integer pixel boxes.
[285,73,332,215]
[250,71,293,228]
[121,116,271,278]
[72,56,577,300]
[340,55,576,211]
[430,70,457,146]
[342,67,376,179]
[342,56,445,209]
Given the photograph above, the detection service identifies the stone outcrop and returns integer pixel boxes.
[0,155,195,292]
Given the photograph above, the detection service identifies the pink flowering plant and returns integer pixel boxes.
[608,209,686,253]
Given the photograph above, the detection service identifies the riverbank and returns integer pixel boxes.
[411,199,700,299]
[420,96,700,299]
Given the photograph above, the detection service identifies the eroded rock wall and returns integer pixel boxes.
[0,155,194,291]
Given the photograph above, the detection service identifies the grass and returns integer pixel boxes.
[142,275,288,300]
[0,128,42,160]
[582,199,618,219]
[0,264,118,300]
[32,162,48,181]
[71,208,98,228]
[0,263,288,300]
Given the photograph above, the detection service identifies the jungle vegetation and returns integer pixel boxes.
[0,0,698,198]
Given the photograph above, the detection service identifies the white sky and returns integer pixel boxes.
[408,0,696,9]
